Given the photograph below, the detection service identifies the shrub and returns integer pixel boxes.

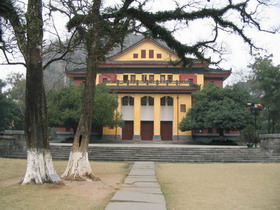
[240,124,257,144]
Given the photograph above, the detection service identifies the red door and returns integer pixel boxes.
[122,121,133,140]
[161,121,172,140]
[141,121,154,140]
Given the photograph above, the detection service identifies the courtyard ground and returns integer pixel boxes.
[0,158,129,210]
[1,158,279,210]
[157,163,280,210]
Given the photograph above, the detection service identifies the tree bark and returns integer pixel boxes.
[61,54,99,181]
[22,0,61,184]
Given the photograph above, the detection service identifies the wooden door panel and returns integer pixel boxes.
[141,121,153,140]
[161,121,172,140]
[122,121,133,140]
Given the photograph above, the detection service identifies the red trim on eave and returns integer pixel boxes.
[66,72,86,77]
[205,72,231,78]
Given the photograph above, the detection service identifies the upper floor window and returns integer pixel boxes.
[161,96,173,106]
[122,96,134,106]
[123,75,128,82]
[103,78,108,83]
[130,75,136,83]
[160,75,165,82]
[141,50,146,58]
[149,50,154,58]
[141,96,154,106]
[167,75,173,82]
[133,53,138,58]
[157,54,162,59]
[180,104,186,112]
[149,75,154,83]
[142,75,147,82]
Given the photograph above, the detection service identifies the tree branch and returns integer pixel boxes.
[0,0,27,58]
[43,28,79,70]
[1,47,26,67]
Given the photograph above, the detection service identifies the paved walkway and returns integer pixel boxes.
[105,162,166,210]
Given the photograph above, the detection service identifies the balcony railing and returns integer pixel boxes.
[103,79,196,87]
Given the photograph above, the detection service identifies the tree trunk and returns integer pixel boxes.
[268,113,271,133]
[218,128,225,140]
[272,114,276,134]
[61,0,102,181]
[61,54,99,181]
[22,0,61,184]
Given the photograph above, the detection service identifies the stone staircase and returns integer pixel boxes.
[3,143,280,162]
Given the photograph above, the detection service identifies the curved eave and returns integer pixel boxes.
[66,72,84,77]
[66,68,231,81]
[205,71,231,80]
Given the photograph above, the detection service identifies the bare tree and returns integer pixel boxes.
[49,0,277,180]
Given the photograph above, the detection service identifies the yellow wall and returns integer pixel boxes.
[114,93,192,139]
[113,40,179,61]
[196,74,204,87]
[133,94,141,136]
[103,127,117,135]
[154,95,161,136]
[176,94,192,136]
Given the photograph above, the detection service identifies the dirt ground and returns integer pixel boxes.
[0,159,130,210]
[157,163,280,210]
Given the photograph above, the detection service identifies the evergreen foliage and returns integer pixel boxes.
[0,79,23,131]
[240,124,257,144]
[179,83,254,135]
[250,55,280,133]
[5,73,25,120]
[47,84,123,133]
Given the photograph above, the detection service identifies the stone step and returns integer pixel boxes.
[1,144,279,162]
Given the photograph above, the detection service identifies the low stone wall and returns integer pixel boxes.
[0,130,26,156]
[193,134,239,144]
[260,134,280,154]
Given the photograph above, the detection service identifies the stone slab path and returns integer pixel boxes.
[105,162,166,210]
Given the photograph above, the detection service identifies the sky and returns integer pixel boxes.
[0,0,279,86]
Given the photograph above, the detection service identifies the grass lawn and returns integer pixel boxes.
[0,158,130,210]
[157,163,280,210]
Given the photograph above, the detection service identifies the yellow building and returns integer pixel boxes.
[67,38,231,141]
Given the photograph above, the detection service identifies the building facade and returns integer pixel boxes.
[66,38,231,141]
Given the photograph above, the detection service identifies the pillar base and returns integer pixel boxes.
[152,135,161,141]
[101,135,121,141]
[133,135,141,141]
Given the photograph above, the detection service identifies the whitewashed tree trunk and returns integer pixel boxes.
[61,151,98,181]
[22,148,62,184]
[62,11,101,180]
[21,0,61,184]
